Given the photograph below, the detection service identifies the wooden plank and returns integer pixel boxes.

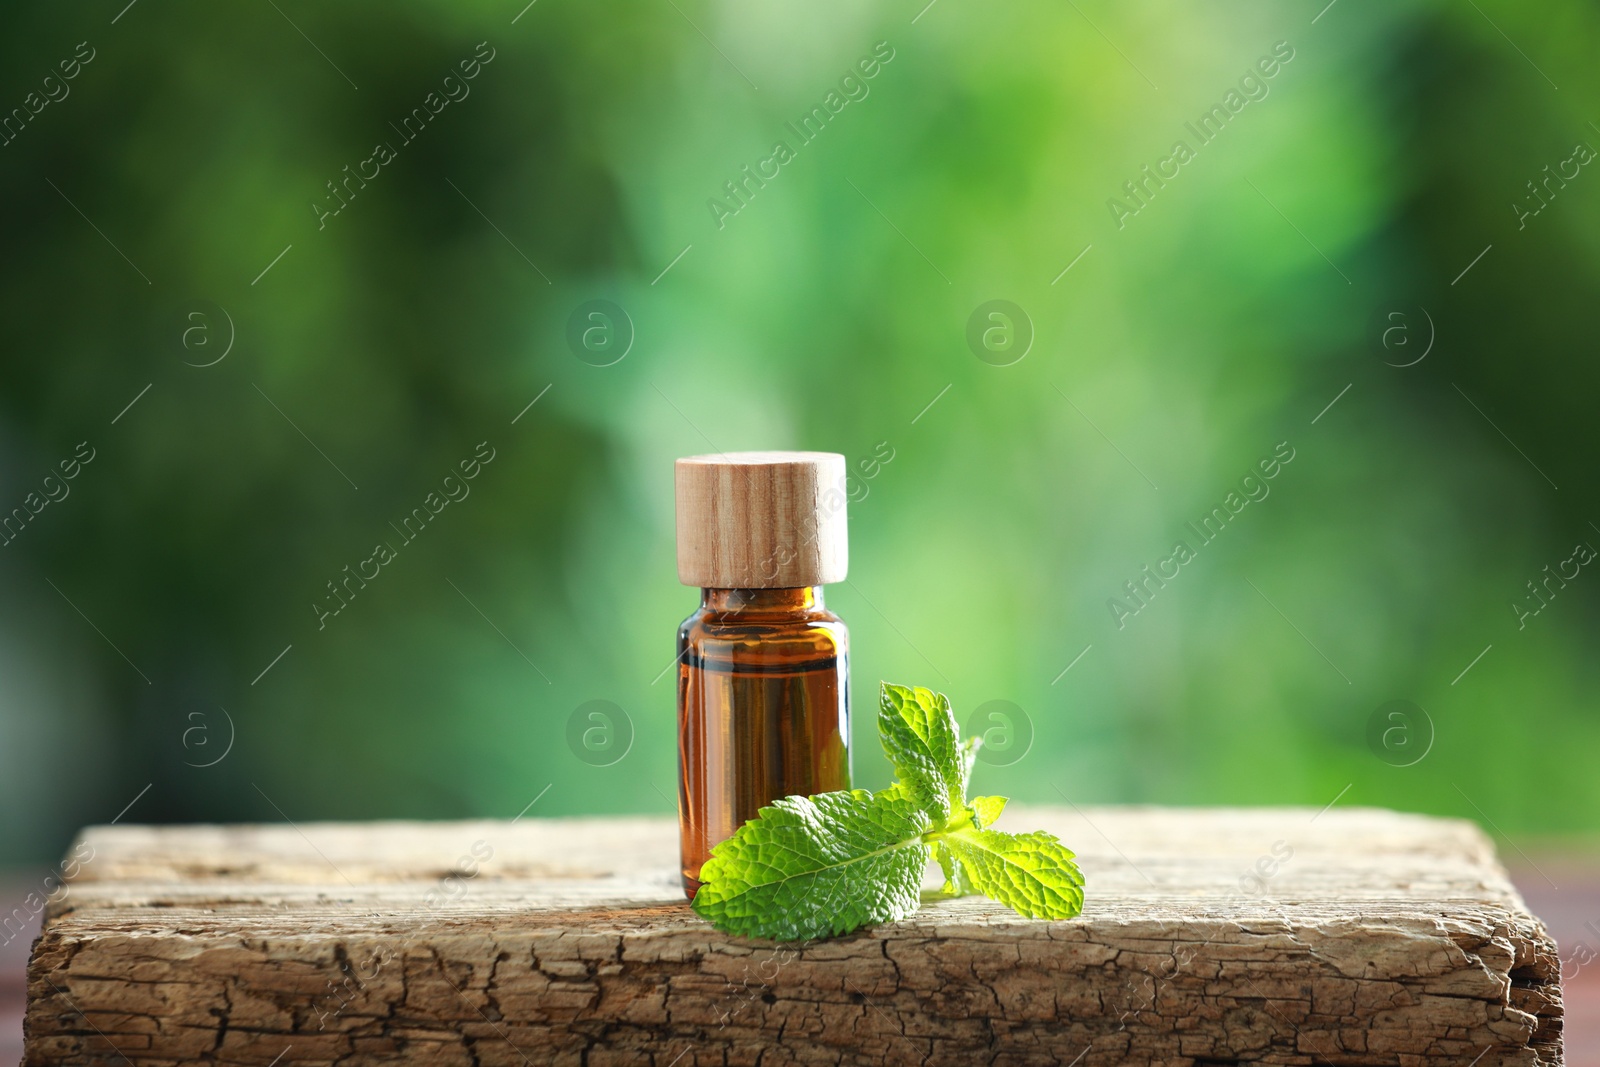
[24,806,1562,1066]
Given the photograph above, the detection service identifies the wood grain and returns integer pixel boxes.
[24,806,1562,1066]
[675,451,848,588]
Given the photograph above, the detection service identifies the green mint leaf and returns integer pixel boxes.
[970,795,1007,829]
[942,827,1085,920]
[929,838,977,897]
[957,734,981,798]
[691,788,932,940]
[927,796,1004,895]
[878,682,965,821]
[691,681,1086,940]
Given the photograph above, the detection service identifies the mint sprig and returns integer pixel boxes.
[690,681,1086,940]
[877,682,967,820]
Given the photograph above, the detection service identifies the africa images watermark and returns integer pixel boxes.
[1565,919,1600,983]
[0,840,95,949]
[1,441,96,547]
[706,41,897,230]
[1512,536,1595,630]
[749,440,894,582]
[1106,40,1297,230]
[1513,140,1594,231]
[566,699,634,767]
[1,41,97,149]
[313,441,497,629]
[311,41,497,230]
[1106,441,1297,629]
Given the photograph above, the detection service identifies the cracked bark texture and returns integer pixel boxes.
[23,806,1562,1066]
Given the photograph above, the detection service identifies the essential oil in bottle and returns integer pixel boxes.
[674,451,852,899]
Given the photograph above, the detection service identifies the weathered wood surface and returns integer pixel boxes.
[24,806,1562,1066]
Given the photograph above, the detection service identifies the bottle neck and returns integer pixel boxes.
[702,587,825,613]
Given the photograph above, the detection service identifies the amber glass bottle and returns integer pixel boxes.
[674,452,852,899]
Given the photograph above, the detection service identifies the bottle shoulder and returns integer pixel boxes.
[677,605,848,655]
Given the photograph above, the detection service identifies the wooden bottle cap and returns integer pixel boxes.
[675,452,849,588]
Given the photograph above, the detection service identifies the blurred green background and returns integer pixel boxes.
[2,0,1597,868]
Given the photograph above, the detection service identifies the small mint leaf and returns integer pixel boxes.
[929,838,976,897]
[957,734,981,798]
[942,827,1085,920]
[878,682,965,821]
[691,788,932,940]
[970,795,1007,829]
